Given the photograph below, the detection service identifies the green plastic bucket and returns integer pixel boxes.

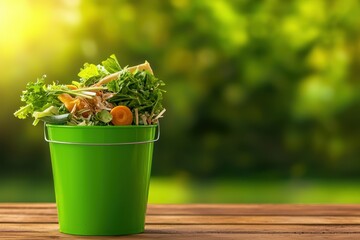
[45,124,158,235]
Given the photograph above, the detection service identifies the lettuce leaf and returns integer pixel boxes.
[101,54,121,73]
[14,76,61,121]
[78,63,99,80]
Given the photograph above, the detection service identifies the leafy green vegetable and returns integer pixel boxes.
[77,63,102,86]
[15,54,165,126]
[13,75,102,125]
[107,70,165,117]
[38,113,71,125]
[101,54,121,74]
[32,106,59,126]
[78,55,122,86]
[78,63,99,80]
[96,110,113,123]
[14,76,62,121]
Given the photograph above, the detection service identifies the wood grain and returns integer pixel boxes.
[2,203,360,216]
[0,204,360,239]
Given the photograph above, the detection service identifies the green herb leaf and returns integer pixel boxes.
[14,104,33,119]
[14,75,61,121]
[78,63,99,81]
[96,110,112,123]
[102,54,121,73]
[108,70,166,118]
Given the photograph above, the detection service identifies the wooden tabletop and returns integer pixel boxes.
[0,204,360,239]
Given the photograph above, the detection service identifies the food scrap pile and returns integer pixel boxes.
[14,54,165,126]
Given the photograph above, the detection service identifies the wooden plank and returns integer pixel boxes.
[0,208,57,215]
[0,223,58,232]
[0,232,359,240]
[1,204,360,239]
[0,203,56,209]
[145,215,360,225]
[145,224,360,234]
[2,223,360,234]
[147,204,360,216]
[1,204,360,216]
[0,214,58,223]
[1,214,360,225]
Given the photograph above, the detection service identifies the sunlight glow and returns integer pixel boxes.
[0,1,33,51]
[0,1,78,54]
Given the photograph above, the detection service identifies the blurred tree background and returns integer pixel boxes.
[1,0,360,202]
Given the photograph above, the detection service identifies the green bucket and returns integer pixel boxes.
[45,124,158,236]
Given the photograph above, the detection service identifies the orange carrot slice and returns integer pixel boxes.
[58,93,80,112]
[110,106,133,125]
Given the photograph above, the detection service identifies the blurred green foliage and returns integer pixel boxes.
[2,177,360,203]
[1,0,360,187]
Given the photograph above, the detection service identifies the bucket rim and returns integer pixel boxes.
[46,124,158,129]
[44,123,160,145]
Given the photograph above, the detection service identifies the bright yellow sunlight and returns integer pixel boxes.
[0,1,30,49]
[0,1,52,54]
